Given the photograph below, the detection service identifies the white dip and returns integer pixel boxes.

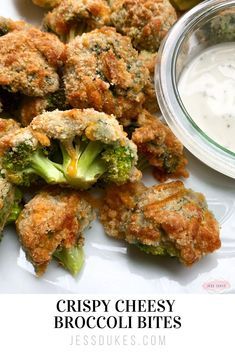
[178,43,235,153]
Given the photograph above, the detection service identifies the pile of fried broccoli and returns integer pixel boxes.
[0,0,221,277]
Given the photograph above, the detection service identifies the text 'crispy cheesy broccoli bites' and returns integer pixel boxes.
[100,181,221,266]
[110,0,177,52]
[130,110,188,181]
[43,0,111,41]
[64,27,149,121]
[33,0,62,8]
[0,26,65,96]
[0,108,141,188]
[16,187,95,276]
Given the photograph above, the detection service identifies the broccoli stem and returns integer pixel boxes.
[61,140,107,189]
[6,203,22,224]
[77,141,105,175]
[30,150,66,184]
[53,245,84,276]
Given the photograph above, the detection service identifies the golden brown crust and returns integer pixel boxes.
[0,27,65,96]
[0,118,20,139]
[64,27,149,122]
[19,97,48,127]
[138,50,159,113]
[99,181,221,266]
[44,0,111,38]
[132,110,189,181]
[16,187,95,275]
[110,0,177,52]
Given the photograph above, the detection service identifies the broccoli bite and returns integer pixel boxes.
[43,0,111,41]
[110,0,177,52]
[100,181,221,266]
[129,110,188,182]
[0,26,65,97]
[64,27,149,123]
[0,108,141,188]
[138,50,159,113]
[16,187,95,275]
[33,0,62,8]
[0,178,22,237]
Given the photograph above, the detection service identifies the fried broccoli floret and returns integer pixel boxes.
[0,178,22,238]
[33,0,62,8]
[16,187,95,276]
[64,27,149,123]
[0,26,65,96]
[43,0,111,42]
[170,0,202,11]
[0,109,140,189]
[99,181,221,266]
[130,110,188,182]
[110,0,177,52]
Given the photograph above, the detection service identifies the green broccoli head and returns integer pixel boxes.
[1,130,66,186]
[102,144,137,184]
[1,109,140,189]
[53,244,84,276]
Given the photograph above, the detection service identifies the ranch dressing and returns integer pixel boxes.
[178,43,235,153]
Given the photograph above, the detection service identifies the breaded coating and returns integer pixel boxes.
[0,118,20,139]
[131,110,188,181]
[64,27,149,122]
[110,0,177,52]
[100,181,221,266]
[0,27,65,96]
[16,187,95,275]
[44,0,111,41]
[0,178,16,235]
[138,50,159,113]
[33,0,62,8]
[30,108,134,144]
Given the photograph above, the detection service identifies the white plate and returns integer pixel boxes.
[0,1,234,294]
